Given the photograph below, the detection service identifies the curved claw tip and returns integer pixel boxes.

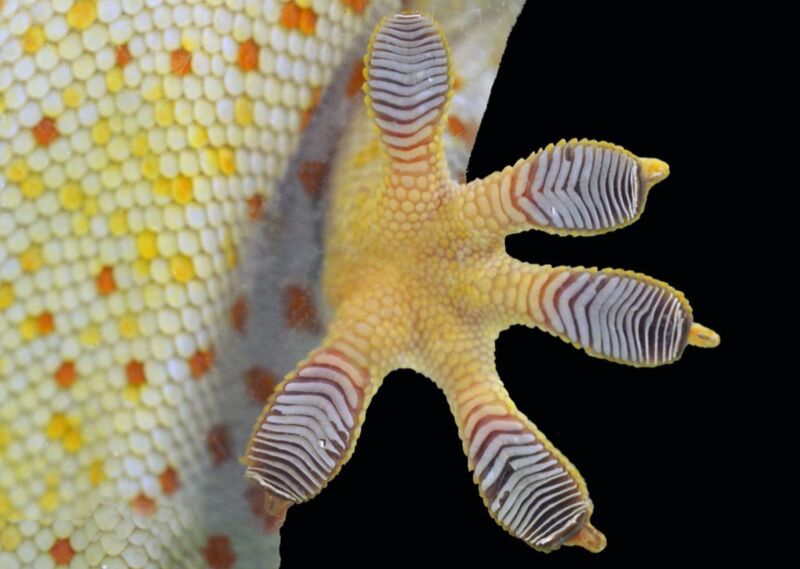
[640,158,670,185]
[564,521,607,553]
[688,322,720,348]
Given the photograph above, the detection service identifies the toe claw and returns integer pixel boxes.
[640,157,670,185]
[564,521,607,553]
[688,322,720,348]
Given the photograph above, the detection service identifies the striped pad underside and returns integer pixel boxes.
[532,269,692,365]
[510,141,644,231]
[469,413,587,550]
[367,13,448,172]
[246,350,367,502]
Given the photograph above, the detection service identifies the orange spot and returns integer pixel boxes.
[116,44,132,67]
[298,161,326,198]
[230,296,247,334]
[159,466,180,495]
[283,284,320,332]
[280,2,300,29]
[298,8,317,35]
[346,61,365,97]
[247,194,265,221]
[36,311,55,334]
[203,535,237,569]
[189,348,214,379]
[131,494,157,516]
[50,539,75,566]
[301,87,321,130]
[54,361,76,388]
[238,39,259,71]
[447,115,476,145]
[33,117,59,146]
[125,360,146,386]
[342,0,369,14]
[171,48,192,76]
[207,425,231,465]
[453,74,464,91]
[244,367,276,404]
[96,266,116,295]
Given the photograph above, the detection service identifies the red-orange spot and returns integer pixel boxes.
[298,8,317,35]
[207,424,231,465]
[448,115,477,145]
[346,61,365,97]
[453,73,464,91]
[36,311,55,334]
[301,87,322,130]
[244,367,276,404]
[230,295,247,334]
[283,284,319,332]
[116,43,131,67]
[247,193,265,221]
[126,360,146,387]
[297,161,326,198]
[203,535,237,569]
[171,48,192,76]
[54,361,76,388]
[33,117,58,146]
[238,39,259,71]
[96,265,116,295]
[280,1,300,29]
[342,0,369,15]
[50,539,75,566]
[189,348,214,379]
[131,493,157,516]
[159,466,180,495]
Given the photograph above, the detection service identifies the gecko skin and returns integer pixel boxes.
[245,11,721,555]
[0,2,717,568]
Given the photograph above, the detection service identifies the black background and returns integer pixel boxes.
[281,3,744,566]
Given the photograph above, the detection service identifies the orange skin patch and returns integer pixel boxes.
[50,539,75,566]
[96,266,116,295]
[230,295,247,334]
[189,348,214,379]
[54,361,76,388]
[33,117,58,145]
[116,44,131,67]
[244,367,275,404]
[238,39,259,71]
[298,161,326,197]
[346,61,365,97]
[247,194,265,221]
[283,284,320,332]
[125,360,146,387]
[171,48,192,76]
[203,535,237,569]
[130,494,157,516]
[159,467,180,495]
[342,0,369,15]
[301,87,321,130]
[36,311,55,334]
[206,424,231,465]
[448,115,477,145]
[280,2,300,28]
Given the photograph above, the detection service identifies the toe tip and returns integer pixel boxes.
[640,157,670,185]
[564,521,607,553]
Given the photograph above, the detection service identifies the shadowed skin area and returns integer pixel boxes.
[245,11,719,554]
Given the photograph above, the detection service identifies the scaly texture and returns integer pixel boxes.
[245,11,720,554]
[0,1,399,567]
